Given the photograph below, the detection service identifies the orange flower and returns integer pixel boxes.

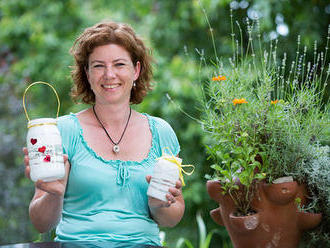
[212,75,227,81]
[271,99,279,105]
[232,98,248,105]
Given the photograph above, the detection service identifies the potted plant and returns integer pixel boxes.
[196,17,330,248]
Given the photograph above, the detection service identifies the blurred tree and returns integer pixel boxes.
[0,0,86,243]
[149,0,330,61]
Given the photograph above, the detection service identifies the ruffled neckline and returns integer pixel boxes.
[69,112,157,167]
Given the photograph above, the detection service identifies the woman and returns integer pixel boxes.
[24,21,184,246]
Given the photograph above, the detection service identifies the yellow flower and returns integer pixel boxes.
[271,99,279,105]
[232,98,248,105]
[212,75,226,81]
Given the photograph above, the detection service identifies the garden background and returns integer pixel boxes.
[0,0,329,247]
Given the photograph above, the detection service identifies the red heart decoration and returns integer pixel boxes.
[44,155,51,162]
[30,138,37,145]
[38,146,46,153]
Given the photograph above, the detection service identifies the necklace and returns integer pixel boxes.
[93,105,132,153]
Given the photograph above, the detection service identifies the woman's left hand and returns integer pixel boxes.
[146,175,182,208]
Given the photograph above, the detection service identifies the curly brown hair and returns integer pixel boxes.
[70,21,153,104]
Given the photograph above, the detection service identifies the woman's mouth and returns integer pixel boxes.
[102,84,120,89]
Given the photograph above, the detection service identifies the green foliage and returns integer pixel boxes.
[299,145,330,247]
[173,211,232,248]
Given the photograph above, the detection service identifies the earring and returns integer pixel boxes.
[133,82,136,87]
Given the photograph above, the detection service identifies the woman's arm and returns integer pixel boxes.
[24,148,70,233]
[29,187,64,232]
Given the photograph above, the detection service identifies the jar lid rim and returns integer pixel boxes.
[27,118,57,128]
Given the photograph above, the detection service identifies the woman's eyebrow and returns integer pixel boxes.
[90,58,129,64]
[113,58,129,63]
[90,60,105,64]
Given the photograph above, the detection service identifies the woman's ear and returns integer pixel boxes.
[134,61,141,81]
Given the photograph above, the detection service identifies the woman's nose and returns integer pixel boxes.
[104,66,116,79]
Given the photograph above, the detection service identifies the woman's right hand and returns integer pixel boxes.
[23,147,71,197]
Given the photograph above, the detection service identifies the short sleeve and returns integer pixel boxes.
[57,114,79,160]
[152,116,180,157]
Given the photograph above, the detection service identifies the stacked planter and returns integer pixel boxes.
[207,180,322,248]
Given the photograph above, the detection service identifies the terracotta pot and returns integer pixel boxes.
[207,180,322,248]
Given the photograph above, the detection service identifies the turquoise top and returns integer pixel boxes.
[54,113,180,245]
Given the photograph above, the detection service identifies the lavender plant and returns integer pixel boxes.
[194,8,329,246]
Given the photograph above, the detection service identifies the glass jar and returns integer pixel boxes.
[27,118,65,182]
[147,156,181,202]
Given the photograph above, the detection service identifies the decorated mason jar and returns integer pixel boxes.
[147,156,181,202]
[23,82,65,182]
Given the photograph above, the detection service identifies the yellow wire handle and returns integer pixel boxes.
[22,81,60,122]
[157,147,195,186]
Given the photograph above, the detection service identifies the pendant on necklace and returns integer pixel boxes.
[113,145,120,153]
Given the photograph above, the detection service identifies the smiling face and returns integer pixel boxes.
[86,44,140,106]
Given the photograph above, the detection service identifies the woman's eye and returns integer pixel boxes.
[115,63,125,67]
[94,64,104,68]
